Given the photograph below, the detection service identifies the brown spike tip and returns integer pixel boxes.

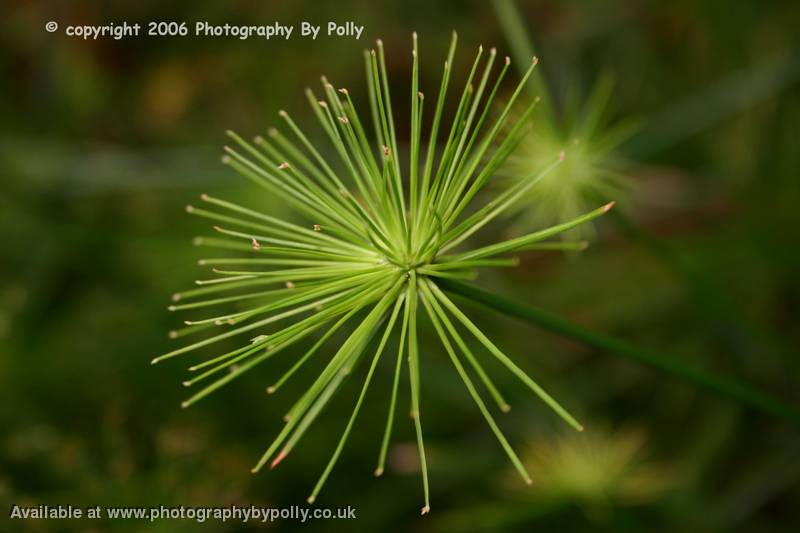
[270,449,288,470]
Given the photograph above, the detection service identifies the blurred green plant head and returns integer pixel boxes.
[510,426,675,511]
[154,32,613,512]
[501,75,637,238]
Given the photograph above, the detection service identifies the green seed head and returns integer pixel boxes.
[156,31,613,509]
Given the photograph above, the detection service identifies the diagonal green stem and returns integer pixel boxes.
[439,279,800,425]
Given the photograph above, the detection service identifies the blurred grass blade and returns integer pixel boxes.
[490,0,551,107]
[627,47,800,157]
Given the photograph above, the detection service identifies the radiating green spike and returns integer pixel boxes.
[161,32,617,508]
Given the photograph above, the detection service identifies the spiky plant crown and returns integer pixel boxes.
[512,426,675,506]
[500,75,632,238]
[155,31,613,513]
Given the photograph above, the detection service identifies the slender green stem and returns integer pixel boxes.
[407,271,430,514]
[440,279,800,425]
[375,289,410,476]
[420,280,529,483]
[307,294,405,503]
[429,282,583,431]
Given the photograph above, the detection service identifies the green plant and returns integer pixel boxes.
[514,426,675,507]
[489,0,800,424]
[154,32,613,512]
[491,0,635,239]
[499,75,635,238]
[433,426,675,531]
[440,279,800,424]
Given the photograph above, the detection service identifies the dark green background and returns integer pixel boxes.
[2,1,799,531]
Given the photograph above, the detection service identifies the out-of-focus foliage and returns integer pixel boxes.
[433,426,677,531]
[514,426,675,507]
[501,75,637,238]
